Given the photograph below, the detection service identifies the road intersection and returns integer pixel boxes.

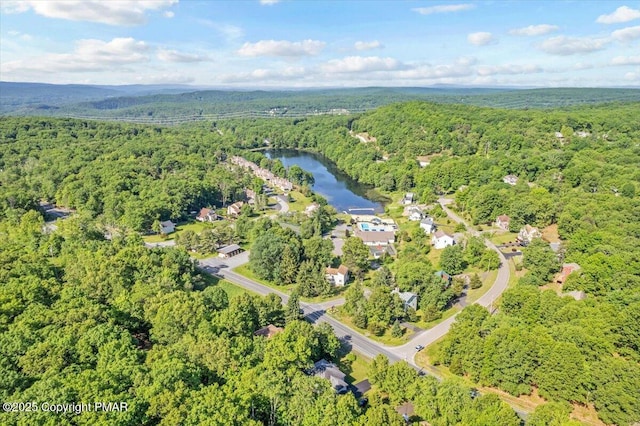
[197,198,511,368]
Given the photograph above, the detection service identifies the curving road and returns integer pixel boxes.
[197,197,510,368]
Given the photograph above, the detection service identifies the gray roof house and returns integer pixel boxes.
[391,288,418,311]
[313,359,349,394]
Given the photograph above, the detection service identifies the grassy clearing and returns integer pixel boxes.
[413,306,461,330]
[198,272,254,298]
[329,309,413,346]
[233,264,347,303]
[488,231,520,245]
[339,352,371,384]
[286,191,315,213]
[218,279,253,298]
[143,219,213,243]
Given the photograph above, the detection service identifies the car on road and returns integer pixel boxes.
[415,345,424,351]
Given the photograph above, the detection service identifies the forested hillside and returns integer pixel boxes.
[212,102,640,425]
[1,99,639,424]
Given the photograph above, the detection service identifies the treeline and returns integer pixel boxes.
[0,209,526,425]
[435,299,640,425]
[0,118,256,231]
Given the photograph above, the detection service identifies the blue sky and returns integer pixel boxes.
[1,1,639,87]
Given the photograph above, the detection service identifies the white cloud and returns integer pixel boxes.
[477,64,543,76]
[468,32,496,46]
[157,49,208,63]
[354,40,383,51]
[509,24,559,36]
[198,20,244,41]
[259,0,280,4]
[1,0,178,26]
[412,4,475,15]
[221,66,306,83]
[596,5,640,24]
[573,62,594,70]
[625,72,638,81]
[238,39,325,57]
[612,55,640,65]
[2,37,149,74]
[611,25,640,42]
[321,56,401,73]
[539,36,608,55]
[164,11,175,18]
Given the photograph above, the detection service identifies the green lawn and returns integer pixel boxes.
[218,279,253,298]
[488,231,520,245]
[286,191,315,213]
[413,305,461,329]
[233,264,295,293]
[198,271,255,298]
[329,309,413,346]
[233,264,348,303]
[143,219,212,243]
[339,352,371,384]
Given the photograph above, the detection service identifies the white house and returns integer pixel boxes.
[325,265,349,286]
[159,220,175,234]
[402,193,415,205]
[432,230,454,249]
[518,225,542,244]
[495,215,510,231]
[227,201,244,217]
[420,217,437,234]
[408,210,423,221]
[196,208,219,222]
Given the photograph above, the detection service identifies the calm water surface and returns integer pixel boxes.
[265,150,386,213]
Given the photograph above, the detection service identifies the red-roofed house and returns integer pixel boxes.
[197,208,219,222]
[556,263,581,284]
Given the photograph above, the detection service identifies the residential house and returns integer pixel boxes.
[503,175,519,186]
[409,210,423,221]
[402,193,415,205]
[434,270,453,287]
[518,225,542,244]
[391,287,418,311]
[554,131,564,139]
[254,324,283,339]
[326,265,349,286]
[196,208,219,222]
[495,215,511,231]
[217,244,243,258]
[313,359,349,394]
[227,201,244,217]
[556,263,581,284]
[420,217,437,234]
[431,230,454,249]
[369,245,396,259]
[354,229,395,246]
[159,220,175,234]
[244,188,256,205]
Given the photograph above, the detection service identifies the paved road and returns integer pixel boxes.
[197,199,511,367]
[198,254,401,362]
[144,240,176,248]
[275,195,290,214]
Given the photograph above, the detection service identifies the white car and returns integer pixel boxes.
[415,345,424,351]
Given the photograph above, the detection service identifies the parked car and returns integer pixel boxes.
[415,345,425,351]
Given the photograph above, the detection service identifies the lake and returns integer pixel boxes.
[265,150,386,214]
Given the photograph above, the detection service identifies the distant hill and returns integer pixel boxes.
[1,82,638,123]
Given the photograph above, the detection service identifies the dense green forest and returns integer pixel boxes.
[1,97,639,424]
